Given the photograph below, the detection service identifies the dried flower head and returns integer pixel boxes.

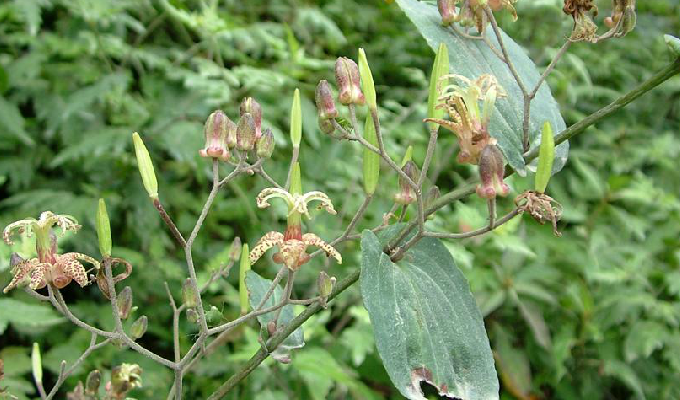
[425,74,506,164]
[445,0,518,33]
[515,191,563,236]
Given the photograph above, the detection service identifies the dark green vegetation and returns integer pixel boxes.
[1,0,679,399]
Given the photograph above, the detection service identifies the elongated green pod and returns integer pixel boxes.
[400,145,413,167]
[358,48,377,111]
[427,43,449,131]
[290,89,302,148]
[363,115,380,195]
[96,198,112,258]
[535,122,555,193]
[32,343,42,384]
[132,132,158,200]
[239,244,251,315]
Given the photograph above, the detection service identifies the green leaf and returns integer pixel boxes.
[535,121,555,193]
[0,95,34,145]
[493,326,532,400]
[394,0,568,175]
[246,270,304,361]
[358,48,377,111]
[427,43,449,131]
[0,299,65,333]
[362,115,380,195]
[360,226,498,400]
[290,88,302,148]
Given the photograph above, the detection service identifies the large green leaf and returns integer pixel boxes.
[0,299,65,334]
[360,226,498,400]
[395,0,568,175]
[246,270,304,362]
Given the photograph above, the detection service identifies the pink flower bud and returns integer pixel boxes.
[438,0,457,26]
[199,110,231,161]
[394,161,419,205]
[315,80,338,120]
[335,57,365,105]
[239,97,262,139]
[476,144,510,199]
[256,128,275,158]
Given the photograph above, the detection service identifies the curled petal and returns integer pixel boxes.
[256,188,295,210]
[29,263,51,290]
[250,231,284,264]
[3,258,39,293]
[3,218,37,245]
[59,253,96,287]
[295,191,337,219]
[41,212,81,235]
[302,233,342,264]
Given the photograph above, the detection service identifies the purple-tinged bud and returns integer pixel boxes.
[199,110,231,161]
[394,161,419,205]
[85,370,101,394]
[116,286,133,320]
[236,113,257,151]
[318,117,335,135]
[130,316,148,340]
[438,0,457,26]
[10,252,24,267]
[226,118,237,149]
[335,57,365,105]
[186,308,198,323]
[256,128,275,158]
[182,278,197,308]
[476,144,510,199]
[425,186,440,209]
[240,97,262,139]
[315,80,338,120]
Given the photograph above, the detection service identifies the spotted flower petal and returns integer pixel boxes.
[3,258,40,293]
[3,218,37,245]
[296,191,337,219]
[29,263,51,290]
[59,253,97,287]
[302,233,342,264]
[250,231,284,264]
[256,188,295,210]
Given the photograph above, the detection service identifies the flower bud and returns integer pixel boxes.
[186,308,198,323]
[438,0,457,26]
[425,186,440,209]
[130,316,148,340]
[182,278,197,308]
[205,305,222,324]
[199,110,231,161]
[111,364,143,395]
[226,118,238,149]
[335,57,365,105]
[317,271,336,309]
[315,80,338,120]
[476,144,510,199]
[236,113,257,151]
[256,128,275,158]
[239,97,262,139]
[116,286,133,320]
[267,321,277,336]
[318,117,335,135]
[85,370,101,394]
[394,161,419,205]
[229,237,242,262]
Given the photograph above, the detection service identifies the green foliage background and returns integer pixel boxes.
[0,0,679,398]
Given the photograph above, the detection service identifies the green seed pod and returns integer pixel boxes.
[116,286,133,320]
[535,122,555,194]
[95,198,112,258]
[182,278,197,308]
[290,88,302,148]
[357,48,376,111]
[31,343,42,385]
[427,43,449,131]
[85,370,101,394]
[130,316,148,340]
[362,115,380,195]
[239,244,251,315]
[236,113,257,151]
[132,132,158,200]
[256,128,275,158]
